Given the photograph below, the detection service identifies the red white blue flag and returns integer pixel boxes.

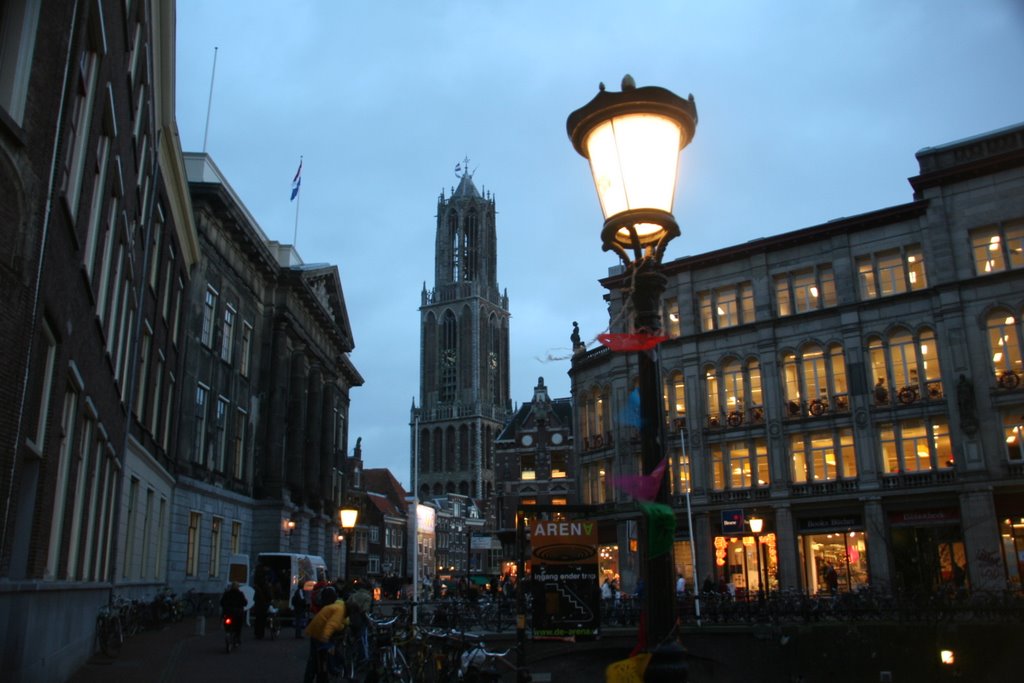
[290,159,302,201]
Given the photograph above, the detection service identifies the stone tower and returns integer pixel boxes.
[411,164,511,502]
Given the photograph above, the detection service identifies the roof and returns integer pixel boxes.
[367,491,402,518]
[364,468,409,513]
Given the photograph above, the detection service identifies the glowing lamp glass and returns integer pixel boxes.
[339,507,359,530]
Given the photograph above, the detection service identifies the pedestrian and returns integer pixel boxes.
[291,583,308,638]
[824,563,839,595]
[675,573,686,596]
[252,571,272,639]
[303,586,346,683]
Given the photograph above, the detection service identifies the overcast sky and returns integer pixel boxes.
[174,1,1024,491]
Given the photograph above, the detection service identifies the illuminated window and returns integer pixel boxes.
[971,221,1024,275]
[664,298,681,337]
[775,266,837,316]
[782,343,850,417]
[856,245,927,300]
[986,309,1023,387]
[880,418,953,474]
[710,438,769,491]
[705,359,762,426]
[868,328,943,404]
[790,429,856,483]
[699,282,755,331]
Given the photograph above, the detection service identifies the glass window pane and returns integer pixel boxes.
[972,227,1005,274]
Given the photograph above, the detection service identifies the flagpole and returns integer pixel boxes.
[202,47,218,153]
[293,185,301,246]
[292,156,302,246]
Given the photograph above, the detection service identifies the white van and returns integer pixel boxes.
[254,552,328,608]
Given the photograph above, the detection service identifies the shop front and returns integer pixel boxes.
[889,508,966,595]
[796,514,869,594]
[712,509,777,599]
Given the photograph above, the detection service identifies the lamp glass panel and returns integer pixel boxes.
[584,113,683,220]
[340,508,359,529]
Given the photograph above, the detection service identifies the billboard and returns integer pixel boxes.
[530,519,600,638]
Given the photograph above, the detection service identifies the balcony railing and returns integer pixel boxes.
[881,469,956,489]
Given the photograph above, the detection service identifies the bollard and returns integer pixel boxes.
[643,641,688,682]
[195,614,205,636]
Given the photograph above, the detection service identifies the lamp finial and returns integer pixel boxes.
[621,74,636,90]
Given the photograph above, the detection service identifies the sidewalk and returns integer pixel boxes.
[68,616,308,683]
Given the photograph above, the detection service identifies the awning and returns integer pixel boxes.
[469,575,490,586]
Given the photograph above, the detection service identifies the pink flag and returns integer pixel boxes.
[610,458,668,501]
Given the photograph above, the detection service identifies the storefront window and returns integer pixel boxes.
[712,534,777,598]
[999,517,1024,588]
[798,531,869,593]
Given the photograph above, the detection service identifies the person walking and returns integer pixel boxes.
[252,571,272,639]
[291,583,308,638]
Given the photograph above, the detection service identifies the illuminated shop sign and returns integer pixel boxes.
[799,516,862,531]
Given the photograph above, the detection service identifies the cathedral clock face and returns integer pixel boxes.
[488,352,498,370]
[442,349,456,366]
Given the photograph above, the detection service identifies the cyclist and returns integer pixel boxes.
[220,582,248,642]
[303,587,346,683]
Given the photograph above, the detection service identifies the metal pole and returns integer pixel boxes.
[754,533,764,601]
[515,512,527,683]
[631,258,674,648]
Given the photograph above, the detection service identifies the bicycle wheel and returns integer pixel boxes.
[380,646,412,683]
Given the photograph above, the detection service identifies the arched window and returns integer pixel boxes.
[705,358,763,428]
[868,327,943,405]
[986,308,1023,389]
[419,428,431,473]
[458,424,470,470]
[433,429,443,472]
[581,385,609,449]
[448,213,460,281]
[464,210,478,281]
[440,311,458,402]
[782,343,849,416]
[445,426,456,470]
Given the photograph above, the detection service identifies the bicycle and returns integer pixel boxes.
[181,588,216,617]
[368,615,412,683]
[95,604,124,657]
[222,614,242,653]
[266,604,281,640]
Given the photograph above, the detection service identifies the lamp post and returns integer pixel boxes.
[567,75,697,658]
[340,505,359,582]
[749,516,764,601]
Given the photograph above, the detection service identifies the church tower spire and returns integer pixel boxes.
[412,163,511,503]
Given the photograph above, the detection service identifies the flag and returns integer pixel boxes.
[609,458,668,502]
[454,162,461,176]
[290,159,302,201]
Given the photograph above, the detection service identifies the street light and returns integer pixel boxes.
[340,505,359,581]
[567,75,697,658]
[749,516,764,600]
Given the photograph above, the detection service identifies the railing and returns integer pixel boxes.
[791,479,859,497]
[676,588,1024,626]
[583,432,615,451]
[881,469,956,489]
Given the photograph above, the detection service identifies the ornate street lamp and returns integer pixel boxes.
[568,75,697,668]
[749,515,765,600]
[340,505,359,581]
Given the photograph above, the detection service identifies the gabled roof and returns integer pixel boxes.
[364,468,409,514]
[367,491,402,518]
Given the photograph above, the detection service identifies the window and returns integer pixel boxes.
[705,358,763,427]
[193,384,208,464]
[856,245,927,299]
[971,221,1024,275]
[669,448,691,495]
[710,438,769,491]
[774,266,837,316]
[987,309,1023,388]
[186,512,201,577]
[0,0,43,124]
[240,322,253,378]
[172,277,184,343]
[370,526,380,543]
[368,555,380,575]
[868,328,943,405]
[1003,411,1024,462]
[699,283,754,331]
[231,521,242,554]
[83,133,112,281]
[147,212,162,290]
[664,298,681,337]
[233,409,247,480]
[149,354,163,437]
[782,343,850,417]
[440,311,458,402]
[46,386,79,580]
[664,370,686,428]
[134,325,152,418]
[551,451,567,479]
[140,489,153,578]
[161,247,174,321]
[581,461,609,504]
[215,397,229,471]
[155,497,166,581]
[161,372,175,452]
[25,318,57,454]
[880,418,953,474]
[200,287,217,348]
[220,305,235,363]
[581,385,609,449]
[60,20,104,215]
[210,517,222,578]
[520,453,536,480]
[122,477,138,578]
[790,429,856,483]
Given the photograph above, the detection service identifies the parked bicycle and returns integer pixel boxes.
[95,603,124,657]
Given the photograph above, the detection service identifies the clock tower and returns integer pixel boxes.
[412,163,512,502]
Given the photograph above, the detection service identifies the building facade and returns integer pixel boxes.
[494,377,575,533]
[570,123,1024,598]
[411,166,512,503]
[171,153,363,592]
[0,2,199,680]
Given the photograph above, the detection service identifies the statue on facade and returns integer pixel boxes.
[571,321,584,355]
[957,374,979,436]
